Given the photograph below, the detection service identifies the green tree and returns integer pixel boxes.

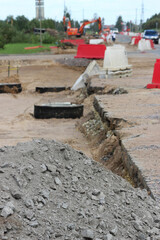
[29,18,39,31]
[0,22,16,48]
[142,12,160,30]
[115,16,123,31]
[15,15,29,31]
[42,19,55,29]
[143,18,160,30]
[5,15,14,25]
[64,6,71,20]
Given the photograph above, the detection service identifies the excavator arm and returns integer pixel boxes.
[78,17,102,35]
[63,16,102,37]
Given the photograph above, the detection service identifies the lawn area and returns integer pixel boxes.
[0,43,54,54]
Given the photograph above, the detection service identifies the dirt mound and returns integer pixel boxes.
[0,75,20,84]
[0,139,160,239]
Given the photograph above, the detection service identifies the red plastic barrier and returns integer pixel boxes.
[134,36,142,45]
[24,46,43,50]
[74,44,106,59]
[150,40,155,49]
[131,36,141,45]
[50,46,58,49]
[61,39,85,46]
[147,59,160,88]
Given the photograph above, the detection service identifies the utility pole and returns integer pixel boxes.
[64,0,66,16]
[135,8,137,25]
[140,1,144,31]
[40,15,42,46]
[135,8,137,32]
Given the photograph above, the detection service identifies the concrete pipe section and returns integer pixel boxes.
[34,102,84,119]
[36,87,70,93]
[0,83,22,93]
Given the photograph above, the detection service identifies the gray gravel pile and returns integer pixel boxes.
[56,57,91,67]
[0,139,160,240]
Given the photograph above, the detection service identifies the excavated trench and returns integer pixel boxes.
[0,57,153,199]
[78,91,153,199]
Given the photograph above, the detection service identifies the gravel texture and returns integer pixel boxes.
[56,56,91,67]
[0,139,160,240]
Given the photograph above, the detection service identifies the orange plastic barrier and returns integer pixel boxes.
[147,59,160,88]
[24,46,43,50]
[74,44,106,59]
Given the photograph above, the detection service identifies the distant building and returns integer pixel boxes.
[34,28,46,34]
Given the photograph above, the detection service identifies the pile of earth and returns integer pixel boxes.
[0,139,160,240]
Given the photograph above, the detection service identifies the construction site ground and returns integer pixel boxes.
[0,39,160,203]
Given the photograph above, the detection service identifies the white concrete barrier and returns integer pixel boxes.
[138,39,152,51]
[146,40,153,50]
[71,60,106,90]
[103,44,132,71]
[106,34,112,43]
[89,39,104,45]
[131,38,136,45]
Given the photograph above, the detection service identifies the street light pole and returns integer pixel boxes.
[39,0,42,46]
[40,17,42,46]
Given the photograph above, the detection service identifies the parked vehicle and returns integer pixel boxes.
[110,28,119,34]
[143,30,159,44]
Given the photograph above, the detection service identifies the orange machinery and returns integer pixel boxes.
[63,16,102,37]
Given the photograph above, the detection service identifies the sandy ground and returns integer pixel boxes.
[0,59,92,158]
[0,47,156,153]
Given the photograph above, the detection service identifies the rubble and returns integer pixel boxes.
[0,139,159,239]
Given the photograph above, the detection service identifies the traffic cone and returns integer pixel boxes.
[147,59,160,88]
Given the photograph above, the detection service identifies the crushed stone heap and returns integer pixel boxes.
[0,139,160,240]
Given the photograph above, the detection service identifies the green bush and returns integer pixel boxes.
[30,34,40,44]
[11,32,41,44]
[11,31,30,43]
[42,32,56,44]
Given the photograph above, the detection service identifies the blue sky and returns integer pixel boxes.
[1,0,160,25]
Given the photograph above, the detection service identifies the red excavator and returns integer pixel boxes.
[63,16,102,37]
